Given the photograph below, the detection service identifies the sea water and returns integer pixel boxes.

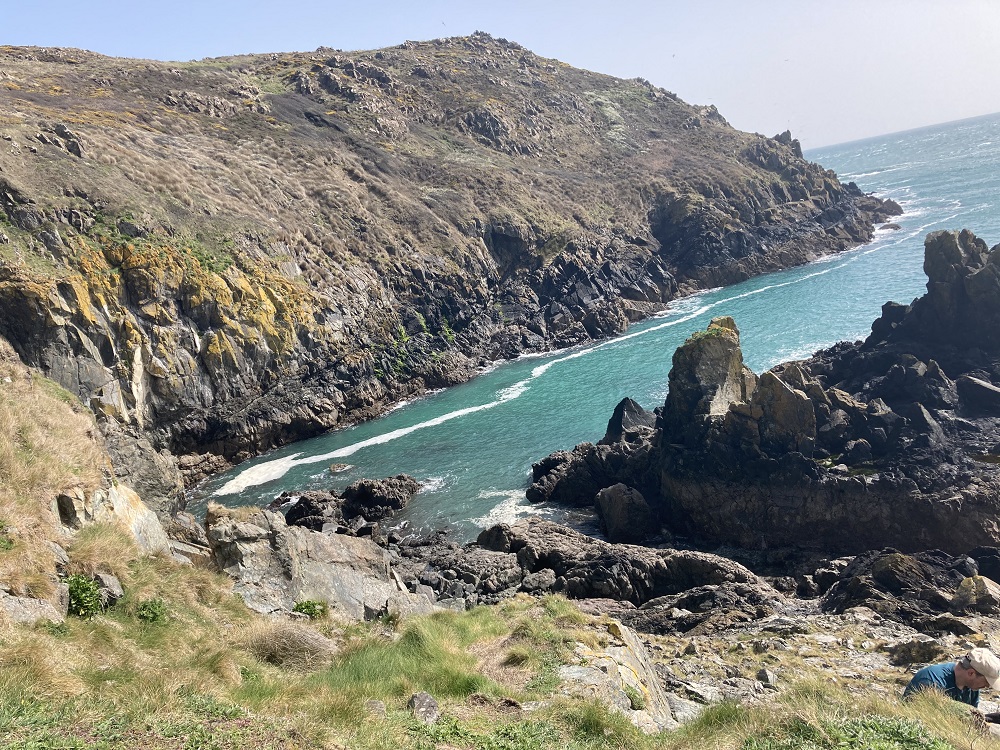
[191,112,1000,538]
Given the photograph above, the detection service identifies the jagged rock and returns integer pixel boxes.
[397,518,763,614]
[520,568,556,593]
[600,398,656,445]
[623,581,783,635]
[163,511,209,547]
[341,475,421,521]
[906,229,1000,349]
[756,668,778,688]
[168,539,212,567]
[820,549,980,632]
[204,503,434,620]
[952,575,1000,614]
[594,484,654,543]
[751,371,816,454]
[283,490,344,531]
[100,422,185,516]
[663,316,756,443]
[499,518,757,605]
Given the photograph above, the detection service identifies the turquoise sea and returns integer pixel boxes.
[192,112,1000,538]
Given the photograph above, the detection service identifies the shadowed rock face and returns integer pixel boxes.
[0,34,898,508]
[528,229,1000,555]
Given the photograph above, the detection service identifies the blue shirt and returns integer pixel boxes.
[902,662,979,707]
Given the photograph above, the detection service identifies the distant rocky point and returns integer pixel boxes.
[0,33,898,512]
[528,229,1000,555]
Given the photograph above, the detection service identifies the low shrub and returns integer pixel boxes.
[136,598,167,624]
[292,600,327,619]
[66,574,101,618]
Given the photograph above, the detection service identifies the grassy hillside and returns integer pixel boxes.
[0,357,986,749]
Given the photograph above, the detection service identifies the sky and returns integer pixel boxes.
[4,0,1000,148]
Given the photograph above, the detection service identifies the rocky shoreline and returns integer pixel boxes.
[0,35,899,515]
[527,229,1000,556]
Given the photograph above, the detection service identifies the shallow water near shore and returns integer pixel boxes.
[191,112,1000,539]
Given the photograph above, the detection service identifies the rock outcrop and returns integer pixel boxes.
[0,35,899,509]
[204,503,434,619]
[819,547,1000,634]
[392,517,771,617]
[527,230,1000,555]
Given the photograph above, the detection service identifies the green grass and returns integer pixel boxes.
[313,609,507,707]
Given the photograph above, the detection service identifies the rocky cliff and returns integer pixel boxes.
[0,34,899,509]
[529,229,1000,555]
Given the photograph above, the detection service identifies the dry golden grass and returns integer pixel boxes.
[0,338,105,597]
[235,619,339,671]
[66,522,139,580]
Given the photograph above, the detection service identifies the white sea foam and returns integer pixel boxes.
[469,490,545,528]
[419,475,448,493]
[215,368,535,495]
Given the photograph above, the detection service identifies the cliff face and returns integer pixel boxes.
[0,34,898,509]
[529,230,1000,556]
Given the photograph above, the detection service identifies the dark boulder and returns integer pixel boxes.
[284,490,344,531]
[600,397,656,445]
[341,474,421,521]
[820,548,993,632]
[595,484,655,543]
[623,580,782,636]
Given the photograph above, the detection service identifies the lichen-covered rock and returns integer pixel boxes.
[558,620,679,732]
[663,316,756,443]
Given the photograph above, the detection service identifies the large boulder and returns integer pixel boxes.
[595,484,655,543]
[204,503,434,620]
[282,490,344,531]
[820,548,988,633]
[341,474,421,521]
[56,484,170,556]
[623,580,783,636]
[749,371,816,455]
[480,518,760,606]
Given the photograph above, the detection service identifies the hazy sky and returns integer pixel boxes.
[4,0,1000,147]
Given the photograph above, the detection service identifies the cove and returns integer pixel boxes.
[192,113,1000,539]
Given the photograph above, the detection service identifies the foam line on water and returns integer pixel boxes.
[214,380,530,495]
[216,234,894,496]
